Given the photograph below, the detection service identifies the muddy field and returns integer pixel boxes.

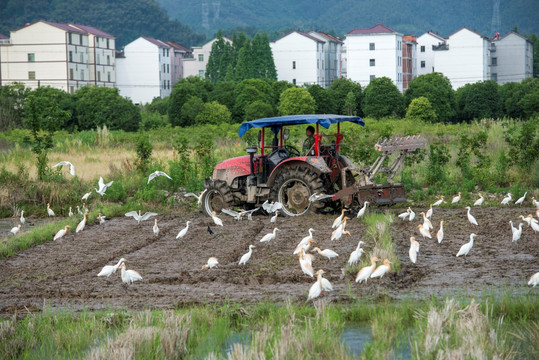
[0,207,537,314]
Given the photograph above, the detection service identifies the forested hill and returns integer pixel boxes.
[0,0,205,48]
[157,0,538,39]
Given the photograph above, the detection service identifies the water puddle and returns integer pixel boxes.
[0,218,58,236]
[221,331,252,357]
[341,325,372,358]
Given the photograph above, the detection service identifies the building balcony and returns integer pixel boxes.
[432,43,449,51]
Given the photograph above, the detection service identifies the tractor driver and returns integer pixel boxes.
[302,125,316,156]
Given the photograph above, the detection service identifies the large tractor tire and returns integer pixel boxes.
[202,180,233,217]
[271,165,325,217]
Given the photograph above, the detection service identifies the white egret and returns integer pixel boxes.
[259,227,279,243]
[211,211,224,226]
[76,212,88,233]
[19,210,25,225]
[531,220,539,233]
[183,189,207,205]
[456,233,477,260]
[119,263,143,284]
[398,208,410,221]
[409,237,419,264]
[437,220,444,243]
[474,193,484,206]
[512,223,523,242]
[68,207,73,217]
[465,206,478,226]
[408,207,416,221]
[348,241,366,265]
[356,257,380,283]
[52,161,75,176]
[528,272,539,287]
[331,218,351,241]
[294,237,315,256]
[295,228,315,252]
[515,192,527,206]
[10,224,21,235]
[147,170,172,184]
[239,245,255,265]
[77,206,83,216]
[356,201,369,218]
[519,215,537,227]
[532,197,539,208]
[299,252,314,277]
[421,212,433,230]
[202,257,218,269]
[47,203,55,217]
[53,225,70,240]
[262,200,283,214]
[270,210,279,223]
[222,208,245,220]
[311,247,339,260]
[98,213,106,224]
[308,269,326,301]
[433,195,444,207]
[425,204,433,219]
[125,210,158,224]
[95,176,113,196]
[332,209,347,228]
[417,224,432,239]
[82,192,91,201]
[309,193,333,202]
[371,259,391,279]
[509,220,517,235]
[451,192,461,204]
[176,221,191,239]
[97,258,126,277]
[501,193,512,205]
[153,219,159,236]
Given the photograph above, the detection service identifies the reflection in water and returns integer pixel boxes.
[0,218,58,235]
[222,331,252,357]
[341,326,372,358]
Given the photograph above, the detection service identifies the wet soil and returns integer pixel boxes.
[0,207,537,314]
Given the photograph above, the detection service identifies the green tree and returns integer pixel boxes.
[236,42,256,80]
[168,76,212,127]
[455,81,500,121]
[405,73,456,123]
[499,78,538,119]
[195,101,232,124]
[329,78,362,116]
[0,82,31,131]
[244,100,275,120]
[527,34,539,78]
[23,92,70,180]
[406,97,437,123]
[307,84,337,114]
[180,96,205,126]
[277,87,316,115]
[146,96,169,115]
[251,32,277,80]
[209,81,237,112]
[362,77,404,118]
[135,133,153,172]
[233,79,274,121]
[519,84,539,118]
[270,80,294,106]
[205,30,233,84]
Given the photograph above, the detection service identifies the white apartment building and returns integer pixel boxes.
[492,31,533,84]
[416,31,445,75]
[345,24,405,92]
[0,20,92,93]
[270,31,325,87]
[70,24,115,87]
[183,37,231,79]
[308,31,343,87]
[116,36,172,104]
[165,41,193,86]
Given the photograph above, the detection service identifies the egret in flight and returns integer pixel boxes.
[125,210,158,224]
[53,161,75,176]
[147,170,172,184]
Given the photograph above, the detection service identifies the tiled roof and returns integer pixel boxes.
[311,31,343,43]
[447,26,488,39]
[70,23,114,38]
[273,30,325,43]
[347,24,397,35]
[0,33,8,39]
[498,31,533,43]
[41,20,87,34]
[165,41,192,52]
[141,36,171,48]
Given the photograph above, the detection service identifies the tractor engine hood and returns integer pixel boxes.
[212,155,260,183]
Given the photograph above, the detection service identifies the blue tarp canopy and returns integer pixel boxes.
[238,114,365,137]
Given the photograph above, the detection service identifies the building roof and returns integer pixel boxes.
[0,33,8,39]
[70,23,115,39]
[498,31,534,43]
[273,30,325,43]
[418,31,445,41]
[310,31,343,43]
[347,24,398,35]
[447,26,488,40]
[165,41,192,52]
[141,36,171,48]
[12,20,86,34]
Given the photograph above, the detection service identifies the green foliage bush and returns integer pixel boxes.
[406,97,437,123]
[405,73,456,123]
[135,133,153,171]
[362,77,405,118]
[277,87,316,115]
[195,101,232,125]
[426,136,450,185]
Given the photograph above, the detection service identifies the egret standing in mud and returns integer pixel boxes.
[270,210,279,223]
[465,207,478,226]
[176,221,191,239]
[371,259,391,279]
[433,195,444,207]
[97,258,126,277]
[47,203,55,217]
[408,207,416,221]
[76,212,88,233]
[456,233,477,261]
[259,228,279,243]
[308,270,325,301]
[98,213,106,224]
[437,220,444,243]
[19,210,25,225]
[53,225,70,240]
[239,245,255,266]
[68,207,73,217]
[425,204,433,219]
[451,192,461,204]
[202,257,219,269]
[528,272,539,288]
[311,247,339,260]
[211,211,223,227]
[119,263,143,285]
[10,224,21,236]
[501,193,512,205]
[356,257,379,284]
[515,192,527,206]
[417,224,432,239]
[398,208,410,221]
[512,223,523,242]
[409,237,419,264]
[356,202,369,218]
[331,218,351,241]
[474,194,484,206]
[332,209,347,228]
[294,228,315,254]
[348,241,366,265]
[153,219,159,236]
[299,252,314,277]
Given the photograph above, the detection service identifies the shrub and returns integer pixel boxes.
[406,97,437,123]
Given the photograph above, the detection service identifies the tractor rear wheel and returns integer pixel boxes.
[271,166,325,217]
[202,180,233,217]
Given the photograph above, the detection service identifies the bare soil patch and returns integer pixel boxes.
[0,207,537,314]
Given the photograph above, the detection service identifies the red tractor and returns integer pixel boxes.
[202,115,426,217]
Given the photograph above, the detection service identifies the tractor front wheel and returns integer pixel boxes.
[202,180,233,217]
[272,166,325,216]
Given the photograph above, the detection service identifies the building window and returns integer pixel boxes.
[97,54,100,64]
[28,53,35,62]
[492,57,497,65]
[491,73,497,81]
[317,59,319,69]
[69,33,72,44]
[292,61,296,69]
[80,53,83,63]
[369,42,375,50]
[106,38,110,49]
[97,71,101,81]
[163,64,166,73]
[199,70,204,78]
[198,54,204,62]
[370,75,376,81]
[420,61,426,68]
[80,34,83,44]
[81,70,84,80]
[69,51,73,62]
[292,79,296,85]
[167,49,170,57]
[28,71,36,80]
[108,72,111,82]
[167,64,170,73]
[70,68,74,80]
[107,55,110,65]
[420,45,425,52]
[167,80,170,89]
[369,59,375,67]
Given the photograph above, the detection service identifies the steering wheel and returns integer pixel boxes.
[284,144,301,157]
